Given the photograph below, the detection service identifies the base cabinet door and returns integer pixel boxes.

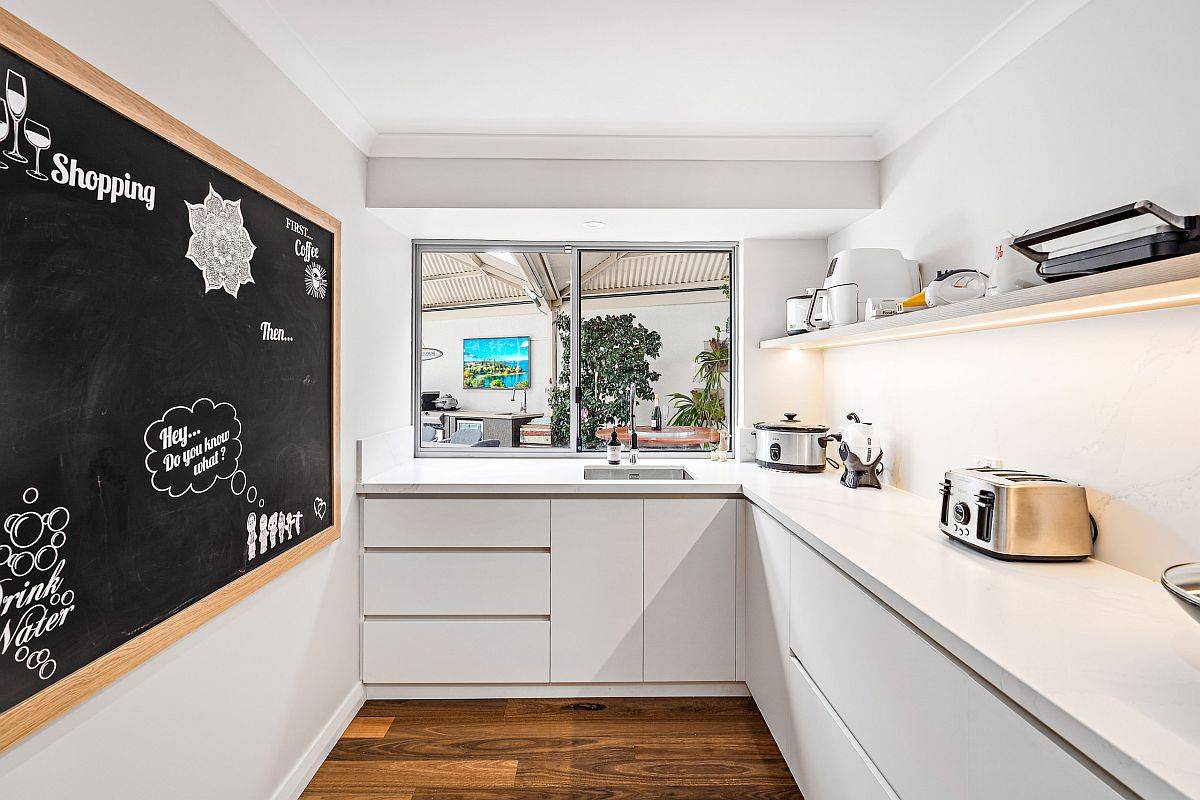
[643,498,736,681]
[788,655,897,800]
[746,504,796,765]
[966,681,1123,800]
[551,498,644,682]
[791,531,970,799]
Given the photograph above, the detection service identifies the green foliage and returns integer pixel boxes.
[549,313,662,448]
[669,325,730,432]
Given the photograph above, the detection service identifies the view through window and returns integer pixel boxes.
[416,245,733,453]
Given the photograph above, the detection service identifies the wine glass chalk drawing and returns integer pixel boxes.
[5,70,27,163]
[0,99,8,170]
[23,119,50,181]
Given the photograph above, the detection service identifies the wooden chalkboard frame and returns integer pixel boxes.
[0,8,341,753]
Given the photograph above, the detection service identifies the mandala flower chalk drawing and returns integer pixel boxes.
[304,264,328,299]
[184,185,257,298]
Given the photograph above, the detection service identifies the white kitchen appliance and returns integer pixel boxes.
[786,290,818,334]
[986,235,1044,296]
[805,249,921,327]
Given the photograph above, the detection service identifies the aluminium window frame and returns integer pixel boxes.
[412,239,738,459]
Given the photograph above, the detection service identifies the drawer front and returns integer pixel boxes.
[789,534,970,800]
[363,552,549,615]
[787,655,897,800]
[363,619,549,683]
[966,680,1123,800]
[363,498,550,548]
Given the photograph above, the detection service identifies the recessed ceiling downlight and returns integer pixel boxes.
[582,220,605,230]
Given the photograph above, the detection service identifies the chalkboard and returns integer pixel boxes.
[0,13,339,749]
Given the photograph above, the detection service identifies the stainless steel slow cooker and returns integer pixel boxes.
[752,414,840,472]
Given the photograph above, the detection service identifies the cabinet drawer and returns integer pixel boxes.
[363,498,550,548]
[363,619,549,683]
[789,534,970,800]
[363,552,549,615]
[787,655,896,800]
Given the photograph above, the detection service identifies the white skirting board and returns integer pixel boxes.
[271,683,365,800]
[364,682,750,700]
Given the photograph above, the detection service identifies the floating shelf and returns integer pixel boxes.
[760,252,1200,351]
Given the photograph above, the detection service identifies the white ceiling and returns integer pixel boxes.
[214,0,1092,157]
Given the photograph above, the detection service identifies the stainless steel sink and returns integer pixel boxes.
[583,465,693,481]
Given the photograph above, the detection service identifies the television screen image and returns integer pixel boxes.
[463,335,531,390]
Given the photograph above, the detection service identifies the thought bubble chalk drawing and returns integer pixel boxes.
[144,397,243,497]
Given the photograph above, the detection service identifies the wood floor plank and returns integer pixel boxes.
[360,700,508,723]
[328,729,781,761]
[302,697,802,798]
[305,759,517,791]
[502,697,759,722]
[342,717,395,739]
[514,755,797,788]
[409,789,802,800]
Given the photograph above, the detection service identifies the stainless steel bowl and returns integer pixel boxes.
[1161,563,1200,624]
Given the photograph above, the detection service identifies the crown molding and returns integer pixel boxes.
[210,0,375,155]
[369,133,878,161]
[871,0,1093,157]
[214,0,1093,164]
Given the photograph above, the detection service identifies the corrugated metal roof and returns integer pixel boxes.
[421,251,730,309]
[422,252,526,308]
[584,251,729,291]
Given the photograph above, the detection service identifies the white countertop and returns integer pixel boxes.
[359,458,1200,800]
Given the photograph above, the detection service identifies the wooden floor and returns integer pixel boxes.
[302,697,803,799]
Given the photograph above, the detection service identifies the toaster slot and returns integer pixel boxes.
[975,490,995,543]
[938,478,952,526]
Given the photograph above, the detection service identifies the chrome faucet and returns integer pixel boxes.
[511,387,527,413]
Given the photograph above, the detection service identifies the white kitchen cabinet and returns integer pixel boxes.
[363,619,549,683]
[643,498,736,681]
[966,680,1122,799]
[362,497,549,548]
[745,504,796,767]
[362,551,550,615]
[788,654,898,800]
[550,498,644,682]
[790,531,970,800]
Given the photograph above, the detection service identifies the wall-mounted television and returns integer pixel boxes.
[463,335,531,390]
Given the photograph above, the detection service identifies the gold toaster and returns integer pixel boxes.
[938,468,1093,561]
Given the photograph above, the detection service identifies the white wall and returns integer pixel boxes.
[422,307,552,416]
[738,239,827,438]
[0,2,408,798]
[824,0,1200,579]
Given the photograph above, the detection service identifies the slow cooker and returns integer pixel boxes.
[752,414,840,472]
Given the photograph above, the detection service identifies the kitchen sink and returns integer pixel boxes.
[583,465,693,481]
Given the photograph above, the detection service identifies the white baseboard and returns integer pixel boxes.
[364,681,749,700]
[271,682,365,800]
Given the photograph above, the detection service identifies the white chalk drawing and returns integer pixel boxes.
[3,69,28,164]
[185,185,256,298]
[260,321,293,342]
[23,118,50,181]
[304,264,328,299]
[144,397,243,497]
[246,510,304,561]
[1,487,77,682]
[313,497,327,521]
